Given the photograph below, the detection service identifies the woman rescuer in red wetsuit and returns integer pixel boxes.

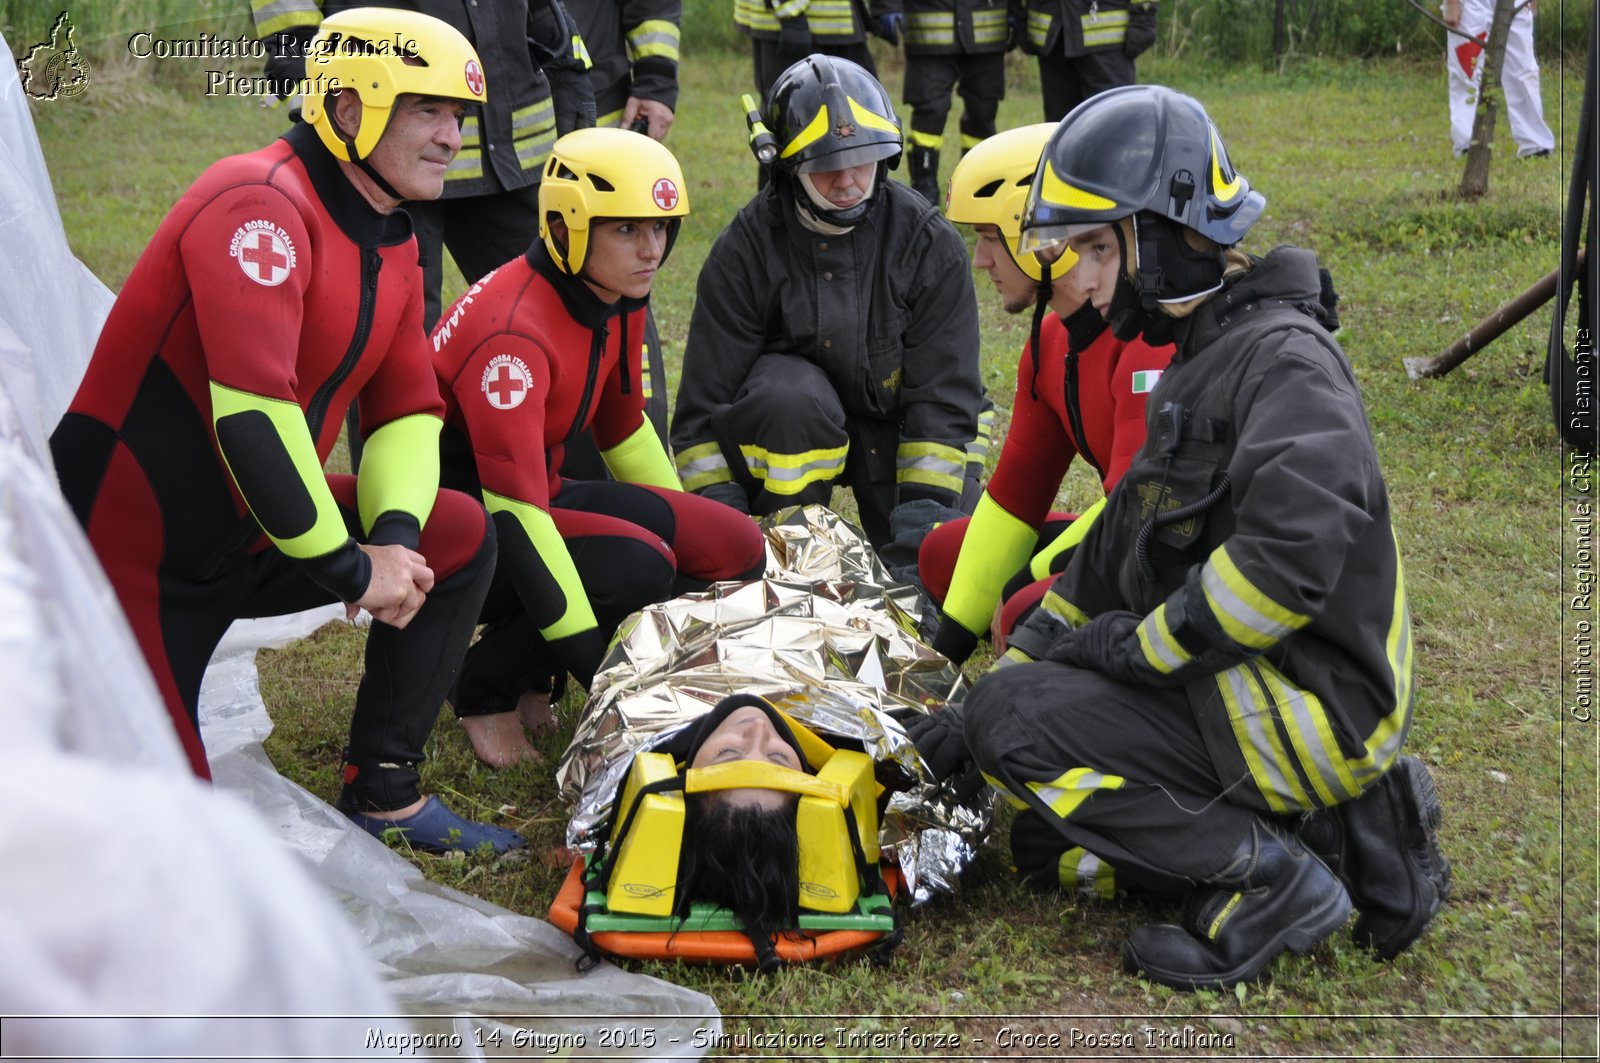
[917,124,1174,666]
[432,128,767,766]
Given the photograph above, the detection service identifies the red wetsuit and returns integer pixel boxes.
[432,242,765,709]
[52,124,493,808]
[921,305,1174,663]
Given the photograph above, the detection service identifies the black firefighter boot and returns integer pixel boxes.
[1123,822,1351,991]
[1297,754,1452,960]
[909,144,941,205]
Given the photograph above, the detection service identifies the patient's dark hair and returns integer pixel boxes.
[676,791,800,963]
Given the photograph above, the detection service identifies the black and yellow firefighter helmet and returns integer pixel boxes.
[1019,84,1264,255]
[766,54,903,175]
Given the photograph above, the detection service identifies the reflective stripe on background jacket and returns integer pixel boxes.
[735,0,876,43]
[570,0,682,123]
[1016,247,1414,813]
[1022,0,1150,56]
[671,181,983,505]
[883,0,1015,55]
[251,0,563,197]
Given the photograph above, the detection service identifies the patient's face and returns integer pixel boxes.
[691,706,803,812]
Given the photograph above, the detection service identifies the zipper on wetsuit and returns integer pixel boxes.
[307,247,382,439]
[567,318,607,442]
[1063,347,1102,479]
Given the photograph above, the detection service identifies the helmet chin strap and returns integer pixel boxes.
[1026,258,1054,400]
[355,154,404,202]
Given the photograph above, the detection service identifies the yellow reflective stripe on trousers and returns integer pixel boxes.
[1058,847,1117,900]
[1342,544,1414,787]
[675,440,733,492]
[1201,544,1310,650]
[627,19,681,61]
[1135,601,1192,674]
[357,413,441,534]
[907,128,944,150]
[739,440,849,494]
[897,440,966,495]
[1216,663,1310,814]
[959,132,985,152]
[1080,8,1128,47]
[1255,660,1362,806]
[1027,766,1125,821]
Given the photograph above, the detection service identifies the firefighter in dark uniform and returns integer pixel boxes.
[736,0,888,100]
[920,123,1173,669]
[1020,0,1158,121]
[669,55,987,550]
[877,0,1019,203]
[907,86,1451,988]
[49,10,521,854]
[431,129,767,767]
[570,0,682,136]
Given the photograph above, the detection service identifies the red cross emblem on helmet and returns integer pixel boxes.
[651,178,679,211]
[463,59,484,97]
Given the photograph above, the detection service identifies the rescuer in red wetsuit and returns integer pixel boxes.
[917,123,1173,665]
[50,9,522,853]
[431,127,767,767]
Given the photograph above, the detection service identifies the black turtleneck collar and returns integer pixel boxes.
[283,124,414,250]
[523,239,648,327]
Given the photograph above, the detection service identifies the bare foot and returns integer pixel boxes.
[460,711,543,768]
[517,689,558,735]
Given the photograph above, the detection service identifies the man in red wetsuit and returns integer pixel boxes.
[918,123,1174,665]
[50,9,521,853]
[431,127,767,767]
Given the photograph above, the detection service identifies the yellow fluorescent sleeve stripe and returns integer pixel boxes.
[943,492,1039,637]
[208,382,347,560]
[1136,602,1192,674]
[1029,496,1105,580]
[601,419,682,491]
[482,488,598,639]
[357,413,441,534]
[1202,545,1310,649]
[1040,588,1089,629]
[1027,767,1124,821]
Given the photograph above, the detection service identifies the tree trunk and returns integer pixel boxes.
[1273,0,1287,67]
[1458,0,1520,198]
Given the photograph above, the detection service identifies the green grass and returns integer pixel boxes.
[26,32,1596,1060]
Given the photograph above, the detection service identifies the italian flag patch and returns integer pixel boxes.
[1131,370,1162,394]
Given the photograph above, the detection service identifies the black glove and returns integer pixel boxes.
[1005,11,1024,51]
[697,480,752,514]
[878,497,963,584]
[1042,609,1152,683]
[263,25,315,106]
[900,706,968,781]
[1123,2,1158,59]
[546,65,596,135]
[777,17,812,53]
[873,11,904,45]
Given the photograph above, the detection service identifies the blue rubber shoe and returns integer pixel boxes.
[342,795,525,855]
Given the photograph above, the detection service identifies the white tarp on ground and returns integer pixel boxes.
[0,33,717,1059]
